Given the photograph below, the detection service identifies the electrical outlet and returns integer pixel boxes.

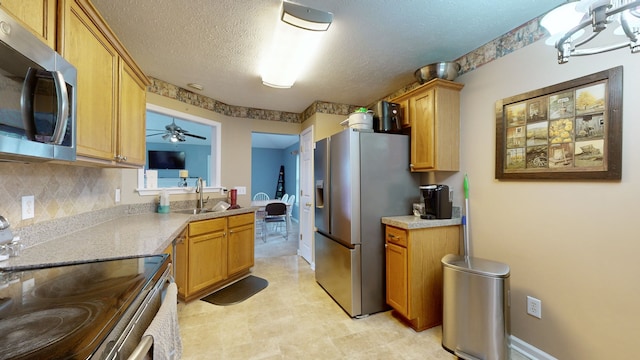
[527,296,542,319]
[22,195,35,220]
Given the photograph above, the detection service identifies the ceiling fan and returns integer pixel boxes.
[146,118,207,143]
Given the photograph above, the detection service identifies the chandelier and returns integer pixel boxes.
[540,0,640,63]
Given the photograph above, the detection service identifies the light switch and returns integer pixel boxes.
[235,186,246,195]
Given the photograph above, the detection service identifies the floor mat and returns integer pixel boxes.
[200,276,268,306]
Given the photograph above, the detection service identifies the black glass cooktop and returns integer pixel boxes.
[0,254,169,360]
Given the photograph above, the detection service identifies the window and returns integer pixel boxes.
[137,103,221,195]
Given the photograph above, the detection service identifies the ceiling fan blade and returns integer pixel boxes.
[146,128,165,132]
[146,132,166,137]
[184,133,207,140]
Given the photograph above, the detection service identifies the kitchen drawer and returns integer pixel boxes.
[228,212,255,228]
[189,218,226,236]
[386,226,407,247]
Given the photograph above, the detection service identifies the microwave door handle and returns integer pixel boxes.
[20,67,38,141]
[50,70,70,145]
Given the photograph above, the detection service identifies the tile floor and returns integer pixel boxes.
[177,221,525,360]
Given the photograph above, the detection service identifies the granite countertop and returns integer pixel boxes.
[381,215,462,230]
[0,207,256,270]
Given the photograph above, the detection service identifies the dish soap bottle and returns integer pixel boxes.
[158,189,170,213]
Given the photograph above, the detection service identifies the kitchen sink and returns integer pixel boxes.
[174,208,213,215]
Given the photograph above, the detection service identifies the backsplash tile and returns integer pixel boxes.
[0,163,120,229]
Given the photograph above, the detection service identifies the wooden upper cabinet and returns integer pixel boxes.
[0,0,57,48]
[61,0,118,161]
[392,79,464,172]
[58,0,149,167]
[118,60,147,166]
[395,98,411,128]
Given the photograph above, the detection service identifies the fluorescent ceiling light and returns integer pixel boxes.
[260,1,333,88]
[281,1,333,31]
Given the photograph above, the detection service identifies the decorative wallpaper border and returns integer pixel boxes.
[147,16,548,123]
[456,17,547,74]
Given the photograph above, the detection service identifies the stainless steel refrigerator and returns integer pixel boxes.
[314,128,419,317]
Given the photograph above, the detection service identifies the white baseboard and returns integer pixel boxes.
[510,336,557,360]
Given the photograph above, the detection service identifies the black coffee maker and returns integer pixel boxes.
[420,184,452,219]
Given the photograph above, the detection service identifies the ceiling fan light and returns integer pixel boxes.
[170,134,179,143]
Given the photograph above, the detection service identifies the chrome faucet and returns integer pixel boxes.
[195,177,208,210]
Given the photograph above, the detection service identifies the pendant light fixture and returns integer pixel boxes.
[540,0,640,63]
[260,1,333,89]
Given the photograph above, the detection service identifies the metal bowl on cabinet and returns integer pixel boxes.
[414,62,461,84]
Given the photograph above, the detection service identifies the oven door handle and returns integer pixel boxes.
[127,335,153,360]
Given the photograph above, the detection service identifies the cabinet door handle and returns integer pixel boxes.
[175,236,185,244]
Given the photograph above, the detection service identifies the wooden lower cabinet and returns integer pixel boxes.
[385,224,460,331]
[175,213,255,302]
[227,213,255,275]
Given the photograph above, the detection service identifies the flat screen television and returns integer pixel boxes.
[148,150,186,169]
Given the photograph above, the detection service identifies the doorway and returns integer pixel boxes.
[251,132,301,255]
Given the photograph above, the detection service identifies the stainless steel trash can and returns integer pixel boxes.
[441,254,510,360]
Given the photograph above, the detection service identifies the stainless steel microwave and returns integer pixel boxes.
[0,8,77,162]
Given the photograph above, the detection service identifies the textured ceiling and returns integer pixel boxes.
[92,0,564,114]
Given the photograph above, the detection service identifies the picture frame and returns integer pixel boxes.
[495,66,622,180]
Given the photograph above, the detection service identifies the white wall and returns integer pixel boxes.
[438,36,640,359]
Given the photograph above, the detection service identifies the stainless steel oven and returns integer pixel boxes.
[0,254,173,360]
